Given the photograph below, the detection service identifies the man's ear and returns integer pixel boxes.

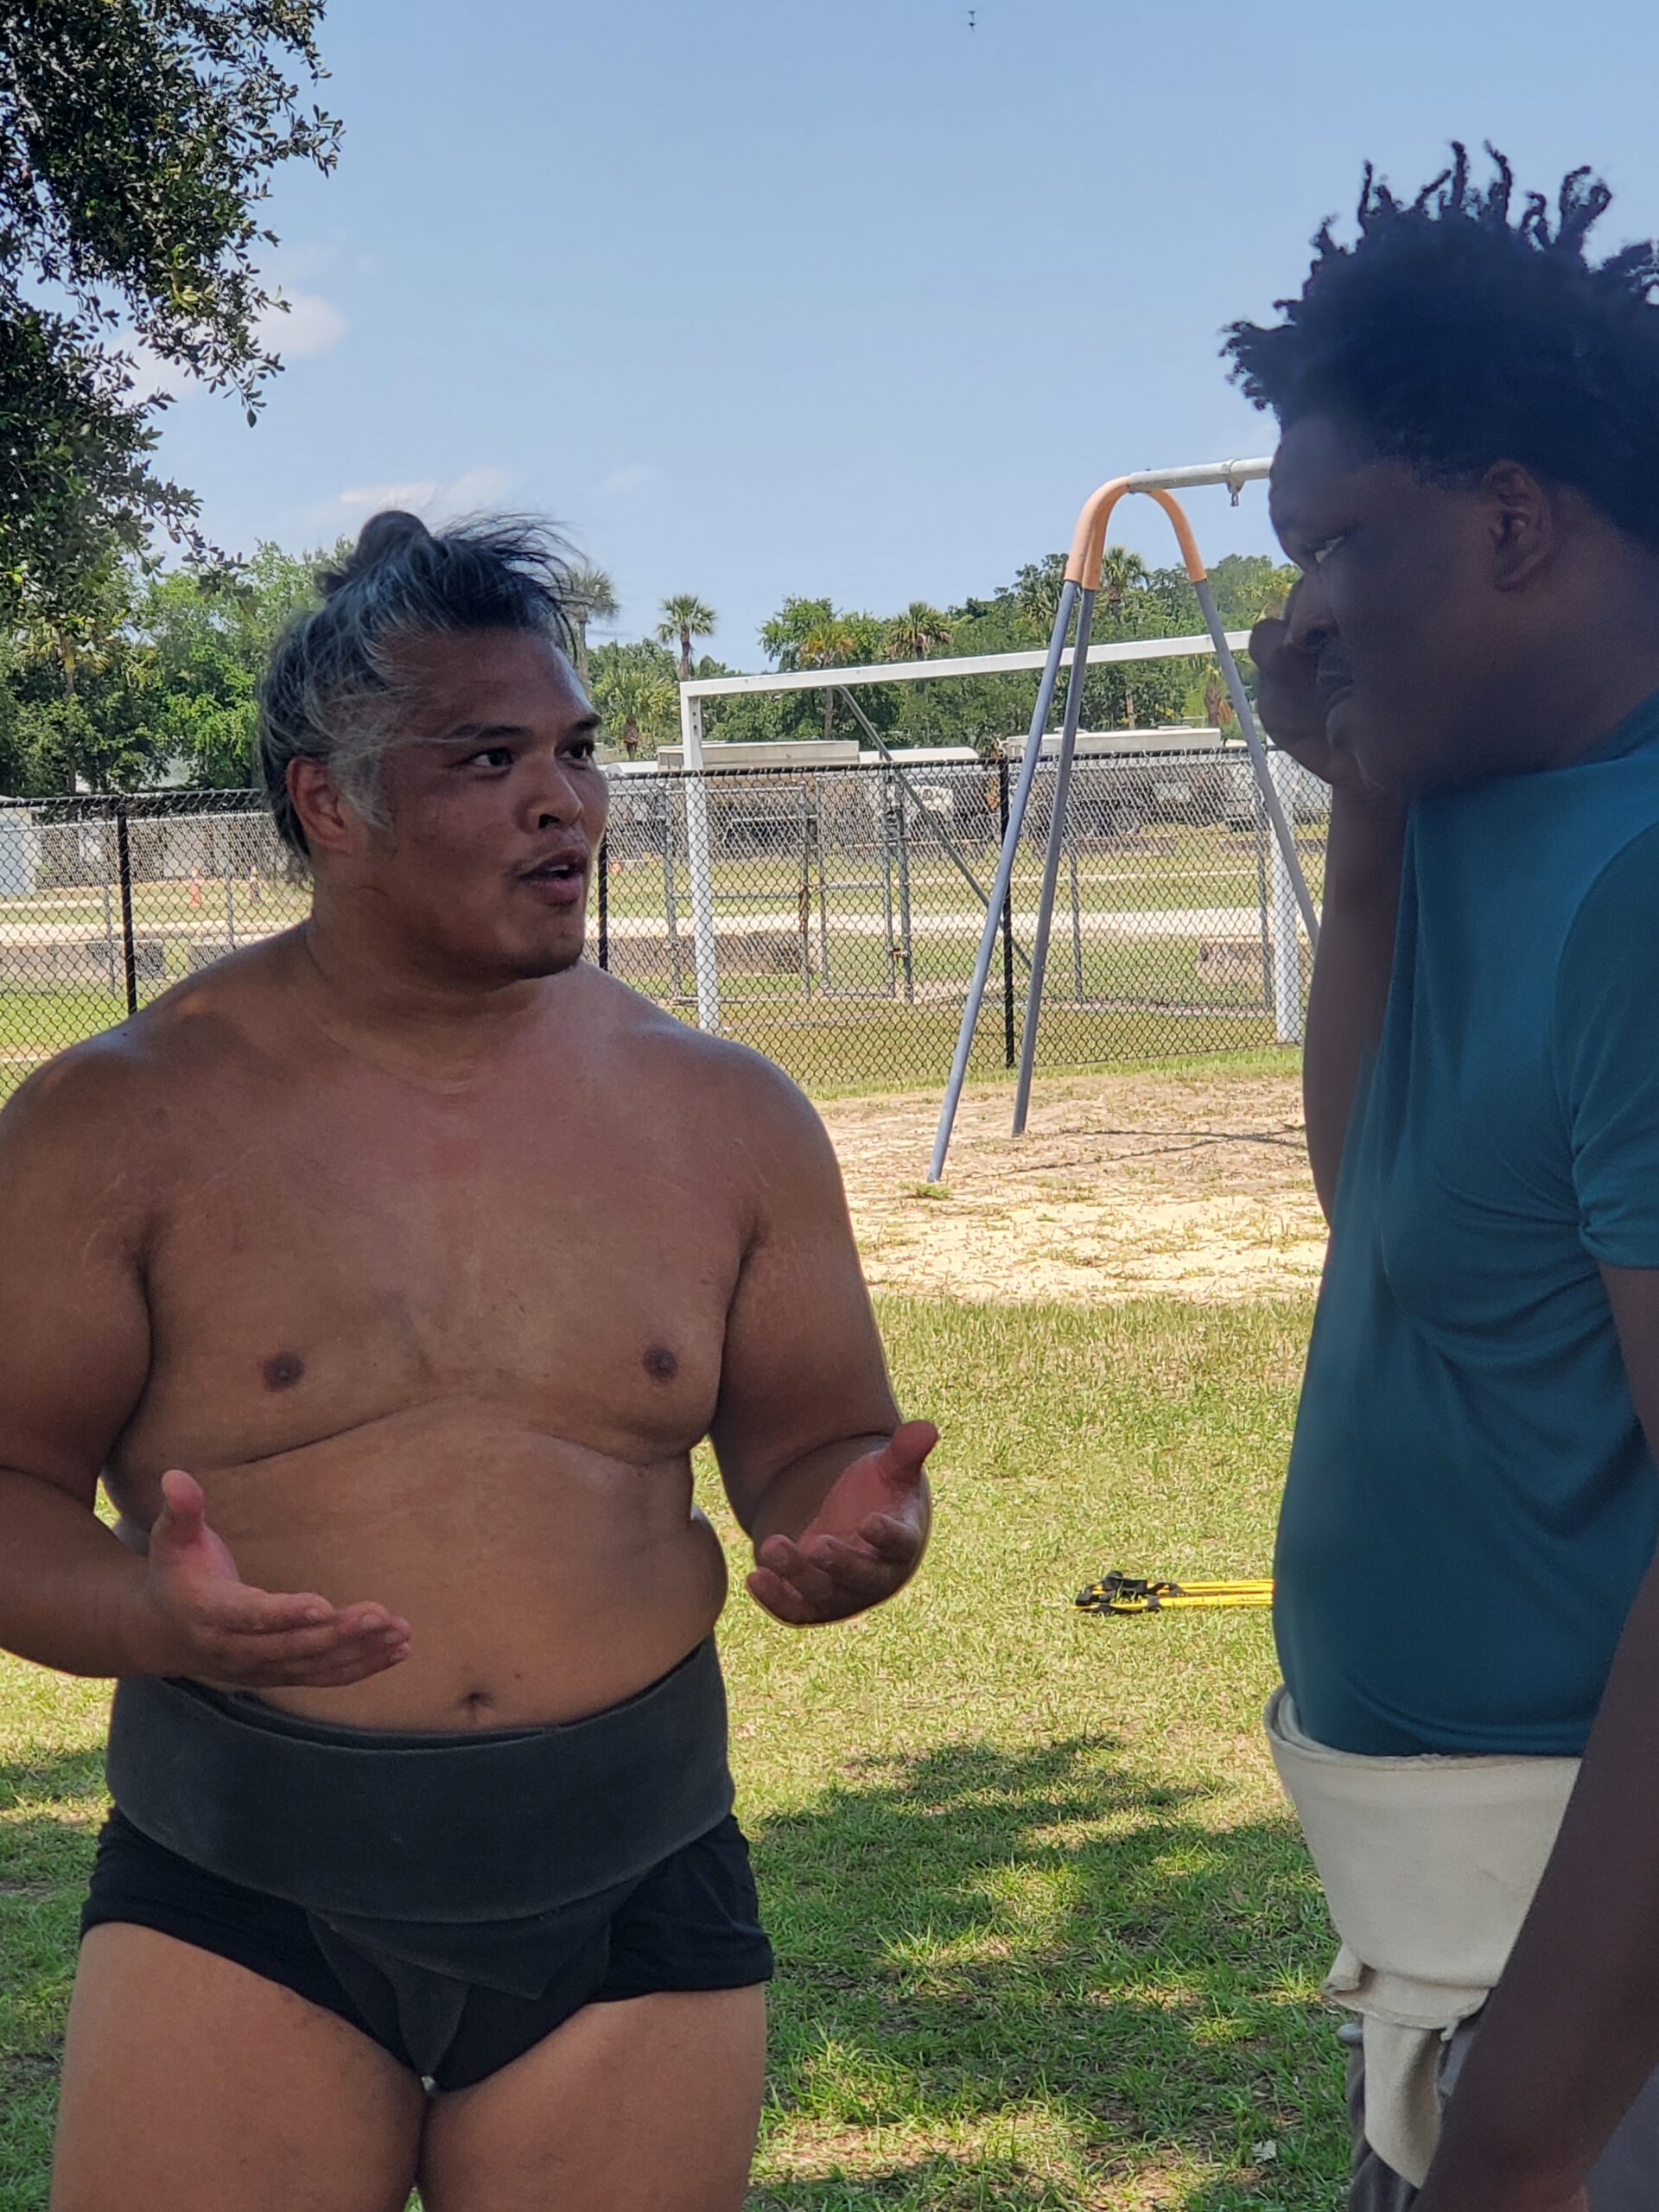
[1482,461,1558,593]
[288,757,368,860]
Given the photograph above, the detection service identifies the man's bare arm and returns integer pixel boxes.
[1416,1264,1659,2212]
[0,1050,408,1686]
[1302,796,1406,1217]
[709,1061,934,1624]
[1249,606,1405,1218]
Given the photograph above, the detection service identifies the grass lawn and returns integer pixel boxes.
[0,1294,1340,2210]
[0,996,1281,1113]
[0,940,1287,1109]
[598,830,1325,929]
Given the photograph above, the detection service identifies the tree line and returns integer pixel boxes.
[1,9,1295,798]
[0,541,1297,795]
[2,10,1299,798]
[0,542,1295,795]
[588,548,1294,764]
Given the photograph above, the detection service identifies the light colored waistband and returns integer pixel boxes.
[1265,1685,1579,2188]
[1266,1684,1578,1993]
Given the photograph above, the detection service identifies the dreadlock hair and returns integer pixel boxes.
[1224,144,1659,551]
[257,511,579,860]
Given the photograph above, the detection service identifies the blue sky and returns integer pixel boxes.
[149,0,1659,666]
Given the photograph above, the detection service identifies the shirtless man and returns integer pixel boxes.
[0,512,935,2212]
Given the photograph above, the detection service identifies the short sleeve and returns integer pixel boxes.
[1554,822,1659,1267]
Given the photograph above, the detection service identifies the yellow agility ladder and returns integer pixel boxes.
[1074,1571,1274,1618]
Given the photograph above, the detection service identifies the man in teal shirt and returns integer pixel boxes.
[1229,145,1659,2210]
[1281,714,1659,1759]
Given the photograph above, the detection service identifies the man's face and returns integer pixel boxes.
[1268,415,1526,796]
[346,627,608,981]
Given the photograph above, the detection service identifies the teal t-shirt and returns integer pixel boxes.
[1275,695,1659,1756]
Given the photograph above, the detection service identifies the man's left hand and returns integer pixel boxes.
[747,1421,935,1624]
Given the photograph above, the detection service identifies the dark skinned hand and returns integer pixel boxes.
[1249,582,1378,800]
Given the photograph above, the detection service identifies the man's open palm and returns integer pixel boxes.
[133,1468,411,1689]
[747,1421,936,1624]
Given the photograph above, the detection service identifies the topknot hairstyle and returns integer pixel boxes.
[1224,143,1659,550]
[257,510,578,858]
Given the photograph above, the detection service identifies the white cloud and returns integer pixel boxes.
[336,479,440,512]
[263,241,334,284]
[598,463,655,499]
[439,466,512,512]
[319,467,513,525]
[127,342,194,403]
[121,276,346,404]
[257,288,348,360]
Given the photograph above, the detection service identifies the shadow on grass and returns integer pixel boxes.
[0,1747,107,2204]
[751,1735,1343,2210]
[0,1739,1341,2209]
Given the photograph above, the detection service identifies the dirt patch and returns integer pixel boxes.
[823,1068,1325,1305]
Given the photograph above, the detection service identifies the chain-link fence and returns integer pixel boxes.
[0,747,1326,1101]
[0,793,294,1097]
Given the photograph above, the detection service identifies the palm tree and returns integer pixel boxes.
[588,640,678,760]
[1011,556,1065,639]
[1097,543,1149,616]
[1097,545,1151,726]
[885,601,953,661]
[1202,664,1235,733]
[657,594,717,681]
[564,563,619,688]
[760,596,833,672]
[794,613,860,741]
[618,671,677,759]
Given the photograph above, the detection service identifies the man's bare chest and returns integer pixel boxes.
[125,1092,745,1472]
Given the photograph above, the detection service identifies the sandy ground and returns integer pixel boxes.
[823,1067,1325,1305]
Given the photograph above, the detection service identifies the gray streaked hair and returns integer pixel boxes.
[257,510,579,858]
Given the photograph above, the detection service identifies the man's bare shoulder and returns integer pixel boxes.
[587,973,840,1234]
[0,1021,168,1244]
[0,934,296,1166]
[594,969,823,1137]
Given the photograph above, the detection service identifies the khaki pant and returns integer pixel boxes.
[1346,2017,1659,2211]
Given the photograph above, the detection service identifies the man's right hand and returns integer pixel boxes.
[125,1468,410,1689]
[1250,586,1372,799]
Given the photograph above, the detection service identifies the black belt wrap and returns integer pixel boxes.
[105,1637,734,1923]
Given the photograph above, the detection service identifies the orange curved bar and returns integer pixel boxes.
[1064,479,1207,588]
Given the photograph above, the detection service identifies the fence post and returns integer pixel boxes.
[1268,750,1305,1044]
[224,866,238,951]
[677,692,721,1032]
[114,801,137,1017]
[876,769,898,999]
[893,772,915,1003]
[796,784,813,999]
[101,879,117,996]
[814,784,833,990]
[1250,781,1274,1018]
[1069,842,1084,1002]
[596,836,609,970]
[659,806,685,1001]
[998,758,1015,1070]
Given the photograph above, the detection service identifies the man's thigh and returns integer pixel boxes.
[51,1923,426,2212]
[418,1985,767,2212]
